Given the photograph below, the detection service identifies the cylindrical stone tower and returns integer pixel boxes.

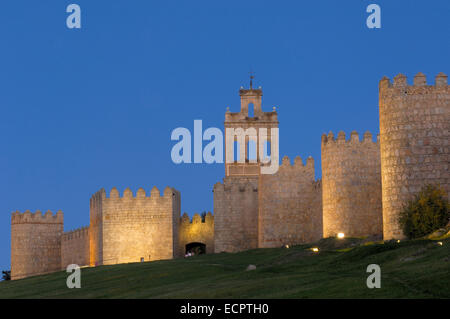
[379,72,450,239]
[11,210,64,280]
[321,130,382,238]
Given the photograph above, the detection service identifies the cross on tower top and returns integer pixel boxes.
[249,71,255,89]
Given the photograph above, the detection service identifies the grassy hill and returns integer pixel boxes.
[1,236,449,299]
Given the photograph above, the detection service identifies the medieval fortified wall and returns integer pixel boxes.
[321,131,382,238]
[179,212,214,254]
[90,186,181,266]
[213,177,259,252]
[258,156,322,248]
[11,210,63,280]
[379,73,449,239]
[61,226,89,269]
[10,72,449,279]
[214,85,323,253]
[11,186,214,279]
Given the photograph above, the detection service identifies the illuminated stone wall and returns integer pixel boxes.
[379,73,450,239]
[258,156,322,247]
[321,131,382,238]
[179,212,214,254]
[89,189,104,266]
[98,186,181,265]
[213,177,259,253]
[61,226,89,269]
[11,210,63,280]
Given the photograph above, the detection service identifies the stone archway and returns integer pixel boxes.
[185,242,206,255]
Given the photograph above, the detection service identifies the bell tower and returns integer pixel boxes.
[214,77,280,253]
[224,76,279,177]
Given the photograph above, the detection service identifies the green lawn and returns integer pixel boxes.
[1,237,449,299]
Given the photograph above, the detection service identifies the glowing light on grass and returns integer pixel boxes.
[311,247,319,253]
[285,245,290,249]
[337,232,345,239]
[397,240,401,243]
[437,241,443,246]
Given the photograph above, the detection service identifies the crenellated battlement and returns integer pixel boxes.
[11,210,63,224]
[279,155,314,169]
[103,186,176,200]
[180,212,213,226]
[213,179,257,193]
[90,186,178,206]
[379,72,448,93]
[321,130,379,146]
[62,226,89,241]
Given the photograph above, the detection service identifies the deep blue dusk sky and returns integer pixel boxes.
[0,1,448,271]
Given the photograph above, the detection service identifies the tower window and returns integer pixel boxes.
[248,103,254,118]
[263,141,271,162]
[234,141,240,162]
[247,140,257,161]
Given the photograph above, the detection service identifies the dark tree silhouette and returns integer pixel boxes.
[2,270,11,281]
[399,184,449,239]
